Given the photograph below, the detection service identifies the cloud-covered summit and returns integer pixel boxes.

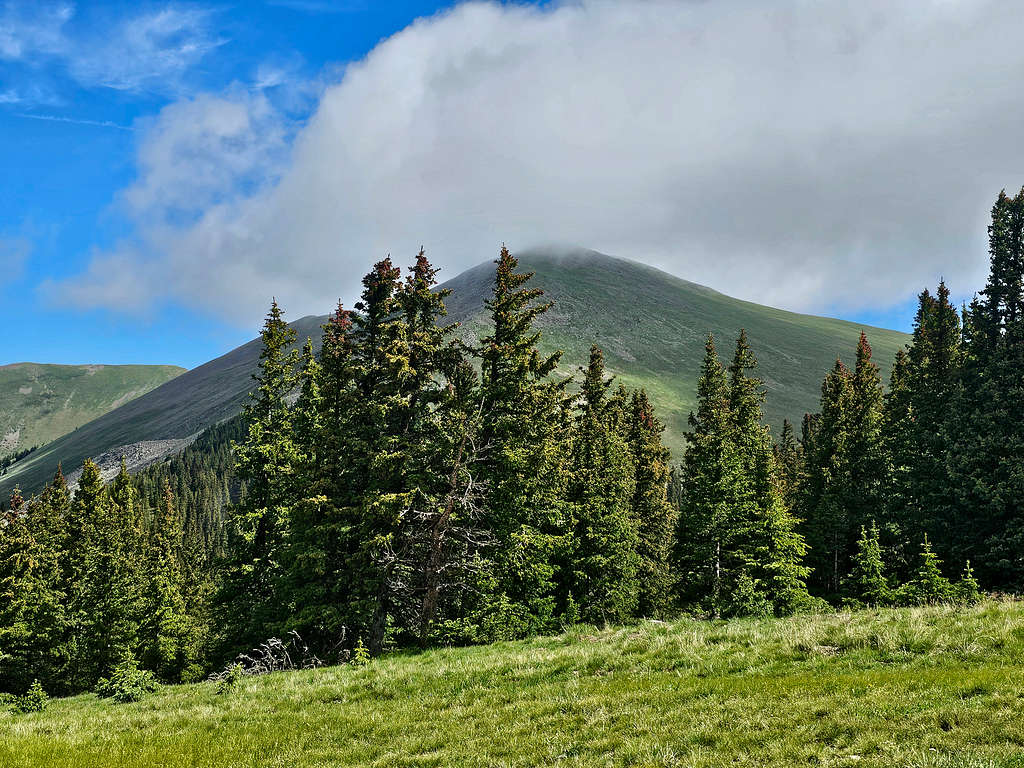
[47,0,1024,324]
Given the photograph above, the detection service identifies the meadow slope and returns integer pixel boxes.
[3,601,1023,767]
[0,363,185,460]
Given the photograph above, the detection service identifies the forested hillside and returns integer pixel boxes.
[3,190,1024,709]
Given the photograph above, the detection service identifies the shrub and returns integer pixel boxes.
[900,535,955,606]
[13,679,48,713]
[351,637,370,667]
[955,561,982,605]
[216,663,245,695]
[724,573,774,618]
[208,631,326,690]
[95,656,159,704]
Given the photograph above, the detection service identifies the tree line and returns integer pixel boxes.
[4,189,1023,697]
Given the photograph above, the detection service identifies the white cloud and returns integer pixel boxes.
[0,2,222,99]
[0,2,71,60]
[47,0,1024,325]
[66,6,225,93]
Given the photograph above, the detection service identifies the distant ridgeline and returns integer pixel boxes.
[6,189,1024,700]
[0,248,909,502]
[0,363,185,463]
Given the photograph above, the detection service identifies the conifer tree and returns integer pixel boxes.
[476,246,568,638]
[881,348,914,569]
[673,335,745,616]
[725,331,810,615]
[63,459,107,690]
[801,358,855,594]
[347,257,412,652]
[846,522,890,606]
[903,535,954,605]
[374,249,489,646]
[84,460,146,679]
[848,333,887,520]
[627,388,677,618]
[946,188,1024,587]
[217,299,300,652]
[773,419,803,513]
[565,346,639,625]
[284,305,357,650]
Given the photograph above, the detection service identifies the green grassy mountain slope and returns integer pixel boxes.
[447,249,909,453]
[0,316,324,499]
[0,250,909,498]
[4,601,1023,767]
[0,363,185,460]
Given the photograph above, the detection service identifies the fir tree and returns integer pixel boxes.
[673,334,744,616]
[476,246,568,639]
[846,522,890,606]
[144,480,191,678]
[284,304,357,651]
[565,346,639,625]
[773,419,803,513]
[801,358,855,594]
[903,535,954,605]
[217,299,300,653]
[725,331,810,615]
[627,389,677,618]
[946,189,1024,588]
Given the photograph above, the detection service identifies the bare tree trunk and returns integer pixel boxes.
[419,429,469,645]
[713,539,721,619]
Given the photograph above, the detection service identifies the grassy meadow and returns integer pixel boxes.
[3,600,1024,767]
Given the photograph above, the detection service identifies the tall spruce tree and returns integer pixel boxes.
[143,480,193,679]
[565,346,639,625]
[476,246,568,638]
[904,283,963,558]
[801,359,855,594]
[627,389,677,618]
[673,335,745,616]
[946,189,1024,588]
[348,257,410,653]
[881,347,914,569]
[217,299,299,652]
[725,331,810,615]
[284,304,358,652]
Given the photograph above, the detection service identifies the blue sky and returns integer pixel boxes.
[5,1,1018,370]
[1,0,460,367]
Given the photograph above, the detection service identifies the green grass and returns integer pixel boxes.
[0,363,185,461]
[5,600,1024,767]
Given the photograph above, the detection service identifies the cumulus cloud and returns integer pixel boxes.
[47,0,1024,325]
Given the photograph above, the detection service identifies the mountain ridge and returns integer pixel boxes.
[0,363,186,465]
[0,250,909,499]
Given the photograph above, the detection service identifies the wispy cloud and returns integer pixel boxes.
[67,6,227,94]
[0,2,72,61]
[14,112,133,130]
[0,2,225,102]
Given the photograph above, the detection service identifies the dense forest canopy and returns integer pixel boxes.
[5,189,1024,697]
